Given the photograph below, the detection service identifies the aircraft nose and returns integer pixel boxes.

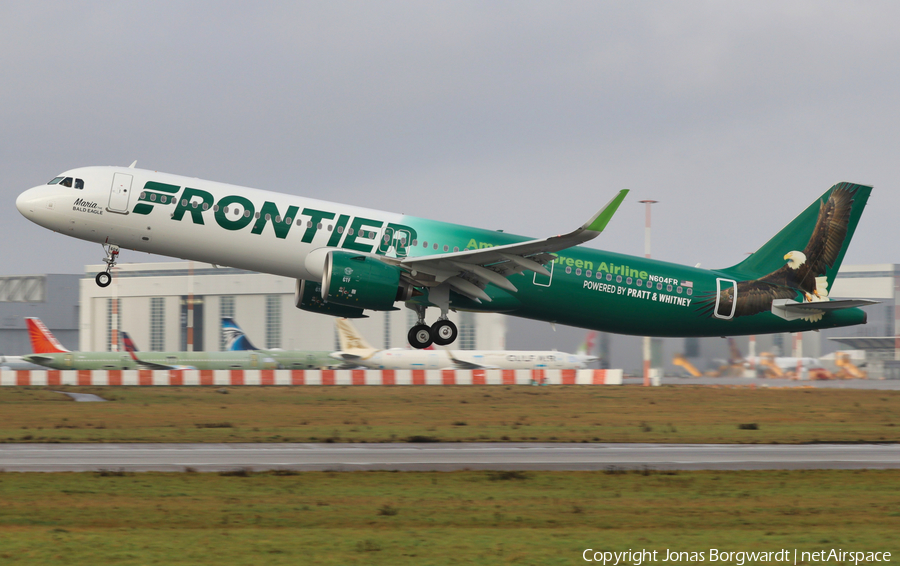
[16,187,41,218]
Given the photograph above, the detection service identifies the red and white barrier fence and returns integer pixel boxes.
[1,368,622,387]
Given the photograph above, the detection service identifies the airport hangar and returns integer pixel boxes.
[0,262,896,378]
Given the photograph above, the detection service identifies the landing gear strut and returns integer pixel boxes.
[95,244,119,288]
[406,303,459,349]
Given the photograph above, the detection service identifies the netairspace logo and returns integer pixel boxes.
[582,548,892,565]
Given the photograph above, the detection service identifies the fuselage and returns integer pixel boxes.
[339,348,594,370]
[17,166,867,337]
[23,349,339,371]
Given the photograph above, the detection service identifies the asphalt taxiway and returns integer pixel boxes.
[1,442,897,472]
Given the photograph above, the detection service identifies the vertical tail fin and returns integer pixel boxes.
[720,182,871,290]
[121,331,139,353]
[222,318,259,351]
[335,318,376,355]
[25,317,70,354]
[577,331,597,357]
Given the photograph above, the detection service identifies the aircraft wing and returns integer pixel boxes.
[445,350,500,370]
[132,357,180,371]
[394,190,628,302]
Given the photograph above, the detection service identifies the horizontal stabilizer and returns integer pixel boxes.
[771,298,878,322]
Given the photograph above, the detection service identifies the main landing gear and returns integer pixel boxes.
[407,304,459,349]
[95,244,119,288]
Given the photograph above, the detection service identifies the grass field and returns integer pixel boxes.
[0,469,897,565]
[0,385,898,444]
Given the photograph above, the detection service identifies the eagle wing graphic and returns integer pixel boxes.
[697,185,857,319]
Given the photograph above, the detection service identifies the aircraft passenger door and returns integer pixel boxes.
[64,354,73,369]
[714,278,738,320]
[108,173,134,213]
[532,261,554,287]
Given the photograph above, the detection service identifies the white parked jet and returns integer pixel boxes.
[332,318,596,370]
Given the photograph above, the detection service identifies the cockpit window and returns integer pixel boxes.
[50,177,84,189]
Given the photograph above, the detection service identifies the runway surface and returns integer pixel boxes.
[653,377,900,389]
[1,443,898,472]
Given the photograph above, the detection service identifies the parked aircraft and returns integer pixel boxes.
[220,317,343,369]
[20,317,329,370]
[16,166,876,346]
[331,318,596,370]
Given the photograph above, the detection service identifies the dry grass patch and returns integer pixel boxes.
[0,385,897,443]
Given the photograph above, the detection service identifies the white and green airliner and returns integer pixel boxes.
[16,165,875,348]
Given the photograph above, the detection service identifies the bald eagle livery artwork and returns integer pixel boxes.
[697,184,862,323]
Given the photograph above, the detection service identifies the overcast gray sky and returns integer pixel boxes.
[3,2,898,348]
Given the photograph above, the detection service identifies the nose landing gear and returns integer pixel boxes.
[95,244,119,288]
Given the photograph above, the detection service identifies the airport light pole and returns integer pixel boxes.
[639,200,658,387]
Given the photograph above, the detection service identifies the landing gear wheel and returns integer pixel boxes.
[96,272,112,288]
[408,324,434,349]
[431,319,458,346]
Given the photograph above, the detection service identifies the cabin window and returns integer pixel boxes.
[265,214,271,221]
[656,282,663,290]
[254,211,260,218]
[453,246,459,252]
[327,224,332,231]
[667,284,673,292]
[202,203,209,210]
[606,273,612,281]
[626,277,632,285]
[244,210,251,218]
[565,266,572,274]
[616,275,622,283]
[636,279,643,287]
[687,288,693,296]
[316,222,322,229]
[443,245,449,252]
[213,204,219,212]
[337,225,344,234]
[676,286,683,294]
[149,193,156,201]
[347,228,353,235]
[433,243,438,250]
[284,216,291,224]
[161,195,167,203]
[575,268,582,276]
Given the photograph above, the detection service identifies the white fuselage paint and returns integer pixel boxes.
[341,348,594,370]
[16,166,408,282]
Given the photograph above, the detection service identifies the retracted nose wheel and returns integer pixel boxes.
[408,324,434,349]
[95,272,112,288]
[431,319,458,346]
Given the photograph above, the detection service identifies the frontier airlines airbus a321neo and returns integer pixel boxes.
[16,164,876,347]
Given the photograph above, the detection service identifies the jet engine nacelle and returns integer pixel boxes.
[295,279,367,318]
[322,251,413,311]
